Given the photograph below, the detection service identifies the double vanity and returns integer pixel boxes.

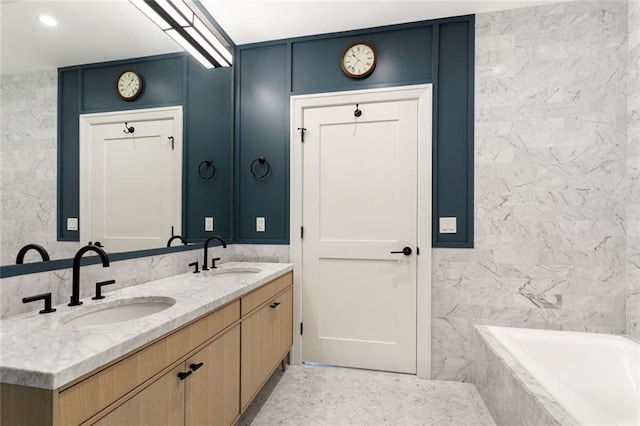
[0,262,293,425]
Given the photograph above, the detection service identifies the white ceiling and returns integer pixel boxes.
[1,0,559,76]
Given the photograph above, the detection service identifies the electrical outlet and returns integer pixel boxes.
[205,217,214,231]
[439,217,457,234]
[256,217,265,232]
[67,217,78,231]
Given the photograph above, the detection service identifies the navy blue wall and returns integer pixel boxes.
[235,16,474,247]
[57,53,233,243]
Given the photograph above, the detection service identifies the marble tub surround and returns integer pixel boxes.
[432,0,629,380]
[0,262,292,389]
[473,326,576,426]
[628,0,640,340]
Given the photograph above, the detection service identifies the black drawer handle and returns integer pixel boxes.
[177,371,192,380]
[190,362,204,371]
[270,302,281,309]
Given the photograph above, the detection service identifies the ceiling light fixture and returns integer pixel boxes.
[38,15,58,27]
[130,0,232,69]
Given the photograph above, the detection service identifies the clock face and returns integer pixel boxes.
[341,42,377,79]
[116,70,142,101]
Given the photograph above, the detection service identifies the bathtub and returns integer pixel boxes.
[474,326,640,426]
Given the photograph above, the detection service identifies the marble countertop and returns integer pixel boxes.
[0,262,293,390]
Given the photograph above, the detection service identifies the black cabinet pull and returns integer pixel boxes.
[270,302,281,309]
[177,371,192,380]
[390,247,412,256]
[190,362,204,371]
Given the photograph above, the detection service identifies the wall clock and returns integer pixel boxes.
[116,70,143,101]
[341,41,377,79]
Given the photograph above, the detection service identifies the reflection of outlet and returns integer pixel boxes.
[67,217,78,231]
[205,217,214,231]
[256,217,265,232]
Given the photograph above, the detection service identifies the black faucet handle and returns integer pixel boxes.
[211,257,221,269]
[22,293,56,314]
[189,261,200,273]
[92,279,116,300]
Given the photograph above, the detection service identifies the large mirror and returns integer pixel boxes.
[0,0,202,268]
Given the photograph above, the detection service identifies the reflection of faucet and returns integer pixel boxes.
[167,235,187,247]
[16,244,50,264]
[69,245,110,306]
[202,235,227,271]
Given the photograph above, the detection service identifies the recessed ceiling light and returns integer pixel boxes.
[38,15,58,27]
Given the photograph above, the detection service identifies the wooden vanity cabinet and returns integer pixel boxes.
[1,271,293,426]
[95,324,240,426]
[240,273,293,410]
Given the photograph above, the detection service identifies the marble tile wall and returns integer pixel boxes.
[0,70,81,265]
[628,0,640,339]
[431,1,629,380]
[0,244,288,318]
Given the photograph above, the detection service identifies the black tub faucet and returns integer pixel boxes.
[69,245,110,306]
[16,244,50,264]
[202,235,227,271]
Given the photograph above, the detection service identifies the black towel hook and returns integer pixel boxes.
[250,156,271,179]
[198,159,217,180]
[123,122,135,134]
[354,104,362,117]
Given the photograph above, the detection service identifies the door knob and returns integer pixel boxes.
[390,247,412,256]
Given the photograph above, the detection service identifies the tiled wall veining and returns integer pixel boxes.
[431,1,629,380]
[628,0,640,339]
[0,70,80,265]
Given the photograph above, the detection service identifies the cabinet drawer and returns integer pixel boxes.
[59,300,239,425]
[241,272,293,316]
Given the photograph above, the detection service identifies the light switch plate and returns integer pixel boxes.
[256,217,265,232]
[205,217,214,231]
[439,217,457,234]
[67,217,78,231]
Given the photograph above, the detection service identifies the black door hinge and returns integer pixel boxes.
[417,247,420,255]
[297,127,307,142]
[169,136,174,150]
[300,322,303,335]
[301,226,304,239]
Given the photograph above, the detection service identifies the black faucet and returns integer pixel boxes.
[167,235,187,247]
[202,235,227,271]
[16,244,50,264]
[69,245,110,306]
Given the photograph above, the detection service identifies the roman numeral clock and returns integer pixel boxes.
[341,41,377,79]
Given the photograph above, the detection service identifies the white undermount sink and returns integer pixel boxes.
[202,266,261,276]
[60,296,176,327]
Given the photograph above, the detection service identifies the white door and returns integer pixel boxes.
[81,109,182,253]
[301,99,420,374]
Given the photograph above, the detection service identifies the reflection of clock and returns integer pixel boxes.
[116,70,143,101]
[341,41,377,79]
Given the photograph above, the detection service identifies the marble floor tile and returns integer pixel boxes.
[239,365,496,426]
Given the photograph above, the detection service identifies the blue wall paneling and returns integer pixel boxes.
[234,16,474,247]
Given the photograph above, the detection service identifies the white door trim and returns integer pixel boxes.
[79,106,183,248]
[290,84,432,378]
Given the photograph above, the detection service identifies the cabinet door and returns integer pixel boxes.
[240,303,274,409]
[185,324,240,426]
[272,286,293,363]
[94,366,184,426]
